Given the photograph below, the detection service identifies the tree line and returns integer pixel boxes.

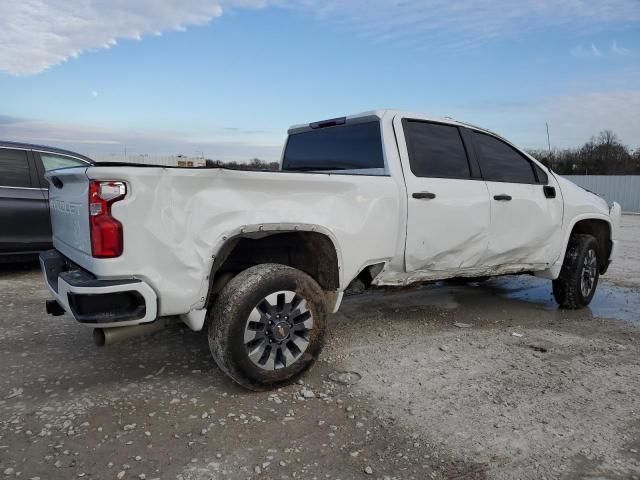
[205,158,280,171]
[528,130,640,175]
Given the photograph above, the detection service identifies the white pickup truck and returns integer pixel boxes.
[41,110,621,390]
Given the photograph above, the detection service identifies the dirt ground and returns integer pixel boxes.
[1,216,639,480]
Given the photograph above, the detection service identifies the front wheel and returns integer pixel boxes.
[207,263,327,391]
[552,234,600,309]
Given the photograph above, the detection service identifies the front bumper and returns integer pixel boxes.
[40,250,158,327]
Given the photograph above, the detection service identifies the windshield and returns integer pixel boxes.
[282,121,384,172]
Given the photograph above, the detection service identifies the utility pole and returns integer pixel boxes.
[545,122,551,153]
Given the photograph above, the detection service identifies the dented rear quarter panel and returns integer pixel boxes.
[69,167,405,316]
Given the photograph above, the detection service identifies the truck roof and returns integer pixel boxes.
[288,109,502,139]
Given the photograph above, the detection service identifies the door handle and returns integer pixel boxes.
[412,192,436,200]
[493,194,512,201]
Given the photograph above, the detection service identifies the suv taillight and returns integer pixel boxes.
[89,180,126,258]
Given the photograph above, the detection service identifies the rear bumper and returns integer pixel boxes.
[39,250,157,327]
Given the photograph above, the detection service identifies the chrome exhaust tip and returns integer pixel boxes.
[93,319,171,347]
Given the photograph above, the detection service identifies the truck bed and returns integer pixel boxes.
[47,165,405,317]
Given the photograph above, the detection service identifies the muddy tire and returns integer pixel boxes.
[207,263,327,391]
[552,234,600,309]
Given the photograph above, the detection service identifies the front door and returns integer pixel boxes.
[470,131,563,267]
[394,117,491,274]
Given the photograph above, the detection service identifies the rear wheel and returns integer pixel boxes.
[207,263,327,391]
[552,234,600,309]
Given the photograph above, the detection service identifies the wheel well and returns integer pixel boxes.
[570,219,612,272]
[206,231,340,306]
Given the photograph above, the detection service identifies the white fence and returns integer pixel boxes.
[564,175,640,213]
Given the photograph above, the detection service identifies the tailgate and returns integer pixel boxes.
[46,167,92,256]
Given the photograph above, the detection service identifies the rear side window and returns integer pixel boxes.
[40,153,86,172]
[282,121,384,171]
[403,120,471,179]
[472,132,537,183]
[0,149,31,188]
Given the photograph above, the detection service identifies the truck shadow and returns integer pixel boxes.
[0,258,40,278]
[338,274,639,329]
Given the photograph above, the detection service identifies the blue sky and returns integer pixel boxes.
[0,1,639,160]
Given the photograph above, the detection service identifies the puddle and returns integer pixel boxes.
[341,275,639,325]
[488,276,640,324]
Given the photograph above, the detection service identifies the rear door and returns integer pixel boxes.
[470,131,563,266]
[394,117,491,274]
[0,147,50,254]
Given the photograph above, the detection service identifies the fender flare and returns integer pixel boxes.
[555,213,613,269]
[194,222,345,311]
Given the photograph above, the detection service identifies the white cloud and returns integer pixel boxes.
[572,41,633,58]
[294,0,640,48]
[571,44,602,57]
[1,0,639,75]
[0,0,256,75]
[611,41,632,56]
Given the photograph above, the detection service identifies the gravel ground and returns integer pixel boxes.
[1,216,639,480]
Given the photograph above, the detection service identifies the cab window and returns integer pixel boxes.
[473,132,537,184]
[403,120,472,179]
[282,121,384,172]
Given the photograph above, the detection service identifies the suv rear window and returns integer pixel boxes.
[40,153,86,172]
[282,121,384,172]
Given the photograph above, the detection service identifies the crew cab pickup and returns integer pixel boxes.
[40,110,622,390]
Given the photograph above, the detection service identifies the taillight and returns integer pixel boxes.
[89,181,126,258]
